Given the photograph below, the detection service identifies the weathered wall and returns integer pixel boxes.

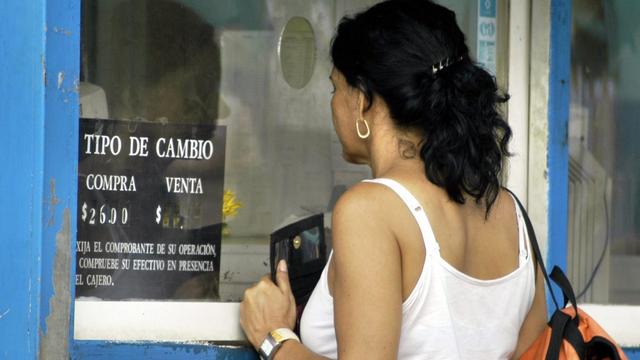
[528,0,552,259]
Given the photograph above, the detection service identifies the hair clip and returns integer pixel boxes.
[431,56,464,75]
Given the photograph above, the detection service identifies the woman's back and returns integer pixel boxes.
[301,175,537,359]
[385,174,528,289]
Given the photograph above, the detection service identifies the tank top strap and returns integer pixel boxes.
[507,192,530,266]
[362,178,440,254]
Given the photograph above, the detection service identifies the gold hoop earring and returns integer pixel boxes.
[356,118,370,139]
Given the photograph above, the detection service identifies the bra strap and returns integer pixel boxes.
[362,178,440,254]
[507,192,530,266]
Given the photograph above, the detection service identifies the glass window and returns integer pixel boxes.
[76,0,514,342]
[78,0,511,306]
[79,0,351,305]
[569,0,640,304]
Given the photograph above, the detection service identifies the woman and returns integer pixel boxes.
[240,0,547,358]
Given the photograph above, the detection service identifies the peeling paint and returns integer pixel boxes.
[41,55,46,86]
[49,179,60,207]
[72,341,258,359]
[40,209,71,360]
[0,308,10,319]
[527,0,552,266]
[47,179,59,227]
[57,72,64,90]
[52,26,72,37]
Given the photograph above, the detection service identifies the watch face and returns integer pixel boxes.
[260,329,298,360]
[259,334,278,360]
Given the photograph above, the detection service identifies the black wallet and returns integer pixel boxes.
[270,213,328,333]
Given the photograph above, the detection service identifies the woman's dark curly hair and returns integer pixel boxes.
[331,0,512,214]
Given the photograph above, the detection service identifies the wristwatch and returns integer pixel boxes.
[258,328,300,360]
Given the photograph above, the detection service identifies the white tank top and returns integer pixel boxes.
[300,178,536,359]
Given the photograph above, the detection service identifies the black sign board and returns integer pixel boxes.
[76,119,226,300]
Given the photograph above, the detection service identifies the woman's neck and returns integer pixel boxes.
[367,128,424,178]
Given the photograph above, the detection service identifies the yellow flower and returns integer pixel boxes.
[222,189,242,220]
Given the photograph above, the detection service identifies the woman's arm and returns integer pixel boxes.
[331,183,403,360]
[513,262,548,358]
[240,183,403,360]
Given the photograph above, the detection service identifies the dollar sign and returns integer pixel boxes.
[81,202,88,222]
[155,205,162,224]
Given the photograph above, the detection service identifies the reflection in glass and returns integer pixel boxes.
[569,0,640,304]
[300,227,322,263]
[81,0,221,124]
[81,0,341,303]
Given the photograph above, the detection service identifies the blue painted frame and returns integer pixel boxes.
[547,0,639,357]
[43,0,81,352]
[0,0,81,357]
[0,0,47,357]
[547,0,571,309]
[73,342,257,359]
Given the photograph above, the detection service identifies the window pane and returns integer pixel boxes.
[80,0,349,303]
[569,0,640,304]
[79,0,511,304]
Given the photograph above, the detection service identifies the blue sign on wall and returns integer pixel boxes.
[479,0,497,18]
[477,0,497,75]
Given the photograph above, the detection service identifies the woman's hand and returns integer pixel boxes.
[240,260,297,350]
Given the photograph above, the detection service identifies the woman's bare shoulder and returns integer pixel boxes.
[330,181,407,253]
[333,181,399,220]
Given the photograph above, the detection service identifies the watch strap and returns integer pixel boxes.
[270,328,299,344]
